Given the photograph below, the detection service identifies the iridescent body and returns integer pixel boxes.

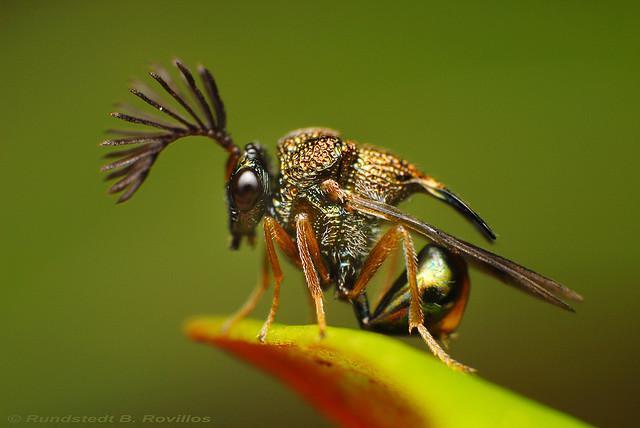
[370,245,469,336]
[100,61,582,372]
[272,128,469,338]
[275,129,413,291]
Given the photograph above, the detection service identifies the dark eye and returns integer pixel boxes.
[231,168,261,210]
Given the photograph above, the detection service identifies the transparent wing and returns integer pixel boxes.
[342,190,582,311]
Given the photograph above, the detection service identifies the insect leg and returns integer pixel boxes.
[415,324,475,373]
[346,248,399,330]
[264,214,329,321]
[301,227,330,320]
[398,227,421,333]
[374,245,400,309]
[301,217,331,285]
[346,226,404,300]
[257,216,287,342]
[345,225,422,331]
[322,179,475,372]
[221,249,270,333]
[321,178,580,310]
[295,213,327,338]
[322,179,421,326]
[384,247,400,288]
[366,238,475,373]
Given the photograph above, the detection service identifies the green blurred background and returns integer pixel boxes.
[2,1,639,426]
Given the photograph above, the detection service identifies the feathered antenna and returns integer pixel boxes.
[100,59,239,203]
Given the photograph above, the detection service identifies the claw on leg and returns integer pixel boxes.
[257,217,285,342]
[258,264,281,342]
[415,324,476,373]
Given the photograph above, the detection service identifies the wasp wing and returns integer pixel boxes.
[409,178,497,242]
[344,192,582,311]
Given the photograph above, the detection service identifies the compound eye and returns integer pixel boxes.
[231,168,261,210]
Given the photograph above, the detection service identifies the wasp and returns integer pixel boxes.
[100,60,582,372]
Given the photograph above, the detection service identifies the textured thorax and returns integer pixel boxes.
[273,128,423,223]
[349,145,423,204]
[272,128,425,291]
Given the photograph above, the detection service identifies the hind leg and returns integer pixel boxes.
[348,235,475,373]
[259,215,332,340]
[414,325,474,372]
[322,179,474,372]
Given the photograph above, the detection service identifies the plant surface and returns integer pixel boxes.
[186,316,585,428]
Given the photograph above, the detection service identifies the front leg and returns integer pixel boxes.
[259,215,325,341]
[221,249,270,334]
[258,216,287,341]
[222,215,295,341]
[295,213,327,338]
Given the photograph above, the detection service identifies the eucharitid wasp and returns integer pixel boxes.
[100,60,582,372]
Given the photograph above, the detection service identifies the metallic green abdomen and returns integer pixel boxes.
[368,245,470,336]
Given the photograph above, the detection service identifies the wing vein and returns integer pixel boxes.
[346,193,581,311]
